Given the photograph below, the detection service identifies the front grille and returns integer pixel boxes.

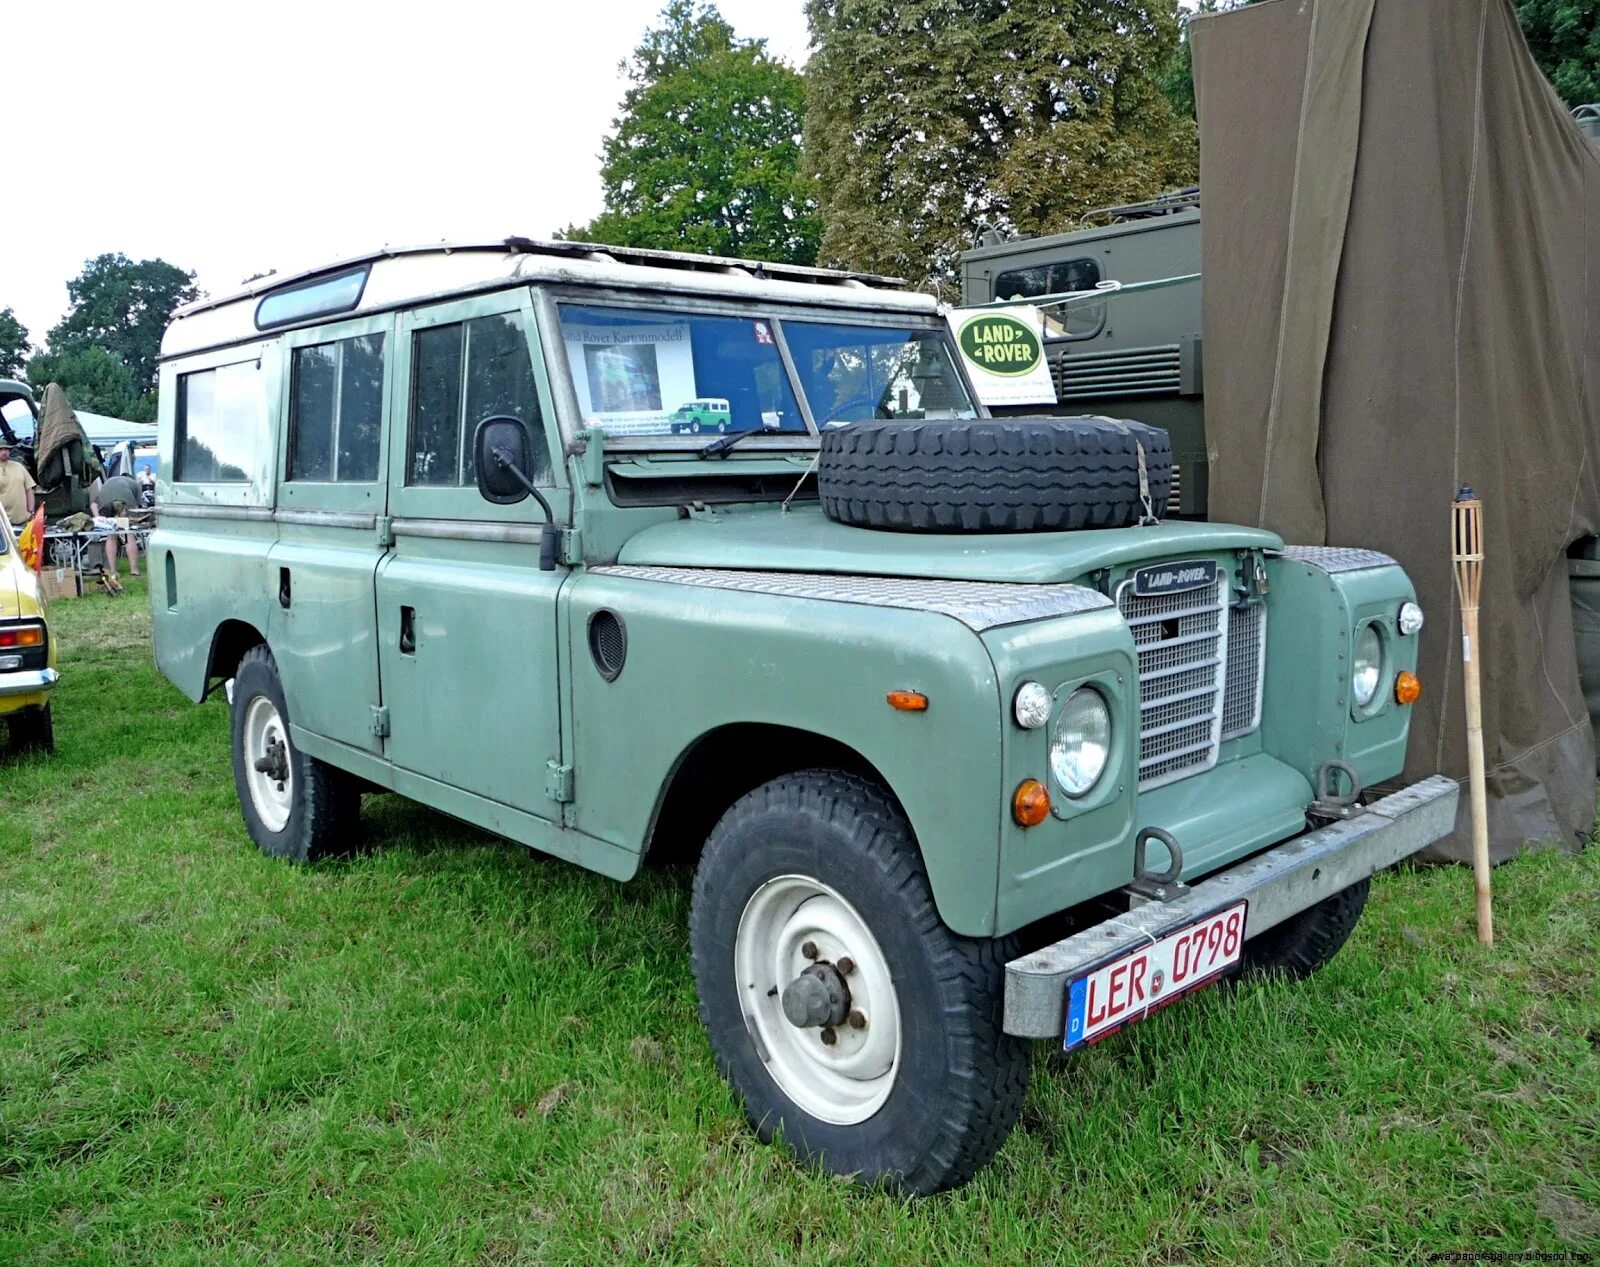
[1118,563,1270,789]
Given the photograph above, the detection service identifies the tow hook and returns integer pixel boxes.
[1125,826,1190,904]
[1308,760,1363,826]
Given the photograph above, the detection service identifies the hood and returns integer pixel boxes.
[616,504,1283,585]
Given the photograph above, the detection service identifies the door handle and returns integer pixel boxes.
[278,567,291,609]
[399,606,416,655]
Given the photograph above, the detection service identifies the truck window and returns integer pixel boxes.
[557,304,806,438]
[174,360,271,484]
[407,313,550,487]
[288,333,384,482]
[993,258,1101,302]
[781,322,977,427]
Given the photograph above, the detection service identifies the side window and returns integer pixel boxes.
[992,258,1104,340]
[175,360,271,484]
[288,334,385,481]
[993,258,1101,302]
[407,313,550,486]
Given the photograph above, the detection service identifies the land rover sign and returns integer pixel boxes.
[947,305,1058,407]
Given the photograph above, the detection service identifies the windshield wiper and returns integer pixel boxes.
[700,429,778,458]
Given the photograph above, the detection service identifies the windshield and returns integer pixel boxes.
[555,302,976,442]
[559,303,806,439]
[782,322,976,428]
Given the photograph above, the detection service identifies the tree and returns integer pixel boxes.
[0,309,28,380]
[805,0,1197,298]
[562,1,823,265]
[26,345,145,420]
[46,254,198,402]
[1518,1,1600,107]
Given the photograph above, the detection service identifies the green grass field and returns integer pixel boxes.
[1,579,1597,1265]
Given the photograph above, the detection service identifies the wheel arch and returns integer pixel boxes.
[643,722,899,868]
[202,619,267,700]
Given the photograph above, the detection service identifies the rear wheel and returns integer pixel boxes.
[229,645,357,862]
[690,770,1027,1194]
[1240,878,1370,979]
[7,703,53,753]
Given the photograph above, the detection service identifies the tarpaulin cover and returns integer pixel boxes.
[36,383,88,479]
[1191,0,1600,860]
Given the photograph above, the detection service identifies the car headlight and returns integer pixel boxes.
[1352,624,1383,707]
[1049,687,1111,797]
[1013,681,1052,730]
[1398,601,1424,636]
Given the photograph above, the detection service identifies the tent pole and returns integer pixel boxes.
[1452,487,1492,946]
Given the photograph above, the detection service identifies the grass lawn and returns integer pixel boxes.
[1,578,1597,1265]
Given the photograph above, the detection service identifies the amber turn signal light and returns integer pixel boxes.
[886,690,928,712]
[1395,671,1422,705]
[1012,778,1051,827]
[0,625,43,648]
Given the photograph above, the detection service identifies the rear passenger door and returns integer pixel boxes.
[376,289,566,817]
[268,315,393,755]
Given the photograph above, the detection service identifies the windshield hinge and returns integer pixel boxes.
[545,761,575,804]
[369,704,390,738]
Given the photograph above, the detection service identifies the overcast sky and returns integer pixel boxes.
[3,0,811,349]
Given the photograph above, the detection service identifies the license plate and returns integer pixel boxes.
[1064,900,1248,1050]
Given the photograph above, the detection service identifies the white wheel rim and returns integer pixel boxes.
[242,695,293,833]
[734,874,903,1125]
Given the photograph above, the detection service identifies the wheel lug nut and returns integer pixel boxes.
[835,956,855,975]
[847,1010,867,1030]
[819,1027,837,1046]
[801,941,818,960]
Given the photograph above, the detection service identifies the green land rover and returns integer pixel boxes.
[151,238,1456,1194]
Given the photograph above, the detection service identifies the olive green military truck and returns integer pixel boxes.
[151,238,1456,1194]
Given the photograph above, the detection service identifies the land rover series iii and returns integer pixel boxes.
[151,239,1456,1193]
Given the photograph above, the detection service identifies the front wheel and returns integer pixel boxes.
[230,645,357,862]
[1240,877,1370,979]
[690,770,1027,1194]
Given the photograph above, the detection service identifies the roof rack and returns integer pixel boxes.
[1077,186,1201,228]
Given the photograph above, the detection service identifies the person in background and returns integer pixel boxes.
[90,472,141,578]
[0,444,37,527]
[137,464,156,507]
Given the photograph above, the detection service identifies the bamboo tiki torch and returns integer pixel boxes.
[1452,486,1492,946]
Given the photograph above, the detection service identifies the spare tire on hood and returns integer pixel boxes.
[816,416,1172,533]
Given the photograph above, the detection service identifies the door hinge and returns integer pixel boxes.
[369,705,390,738]
[559,527,583,567]
[545,760,575,803]
[375,516,394,547]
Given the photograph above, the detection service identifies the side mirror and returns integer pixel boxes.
[474,416,534,504]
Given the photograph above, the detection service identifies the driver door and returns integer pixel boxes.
[374,288,567,817]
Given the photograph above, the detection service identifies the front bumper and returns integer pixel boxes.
[0,668,59,700]
[1002,774,1460,1038]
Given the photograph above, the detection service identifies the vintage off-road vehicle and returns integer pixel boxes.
[151,239,1456,1193]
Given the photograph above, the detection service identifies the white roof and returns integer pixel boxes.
[163,239,941,359]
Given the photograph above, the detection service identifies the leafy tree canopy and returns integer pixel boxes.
[561,1,823,266]
[46,254,198,403]
[0,309,28,381]
[805,0,1197,299]
[1518,0,1600,107]
[27,345,148,422]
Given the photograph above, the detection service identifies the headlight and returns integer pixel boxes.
[1352,624,1383,707]
[1049,687,1111,797]
[1398,601,1424,636]
[1013,681,1052,729]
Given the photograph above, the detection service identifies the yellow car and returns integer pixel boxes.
[0,514,57,751]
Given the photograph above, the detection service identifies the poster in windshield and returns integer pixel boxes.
[563,320,697,436]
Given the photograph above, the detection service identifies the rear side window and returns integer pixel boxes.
[288,334,385,481]
[407,313,550,486]
[174,360,271,483]
[993,257,1100,302]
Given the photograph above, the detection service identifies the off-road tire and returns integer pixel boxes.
[690,769,1028,1194]
[8,703,53,753]
[1240,877,1370,979]
[230,645,357,862]
[816,416,1172,533]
